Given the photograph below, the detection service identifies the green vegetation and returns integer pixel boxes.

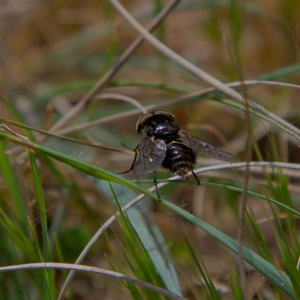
[0,0,300,299]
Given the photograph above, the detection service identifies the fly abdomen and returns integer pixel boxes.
[162,141,196,177]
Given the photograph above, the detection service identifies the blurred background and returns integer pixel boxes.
[1,0,300,299]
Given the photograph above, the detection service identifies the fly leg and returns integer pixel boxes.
[153,171,161,201]
[192,170,201,185]
[186,171,201,185]
[116,151,137,175]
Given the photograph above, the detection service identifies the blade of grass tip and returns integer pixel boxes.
[160,199,295,298]
[0,140,28,233]
[104,188,160,300]
[105,181,181,295]
[105,254,143,299]
[108,0,300,142]
[48,0,181,134]
[185,239,221,299]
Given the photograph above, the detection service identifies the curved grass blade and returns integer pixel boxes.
[0,131,295,297]
[101,181,181,295]
[160,199,295,299]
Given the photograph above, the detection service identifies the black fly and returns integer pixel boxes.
[120,111,236,199]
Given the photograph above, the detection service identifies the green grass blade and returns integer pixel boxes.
[186,240,221,299]
[0,208,34,258]
[104,181,181,296]
[256,63,300,80]
[201,181,300,217]
[161,199,295,298]
[105,254,143,299]
[102,35,119,74]
[220,98,300,141]
[0,140,28,232]
[28,150,52,260]
[246,209,271,261]
[28,150,55,299]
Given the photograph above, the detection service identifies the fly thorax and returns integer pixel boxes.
[149,121,178,140]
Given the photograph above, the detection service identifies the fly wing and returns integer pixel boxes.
[133,138,167,178]
[179,130,236,162]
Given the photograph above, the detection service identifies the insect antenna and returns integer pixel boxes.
[121,142,134,151]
